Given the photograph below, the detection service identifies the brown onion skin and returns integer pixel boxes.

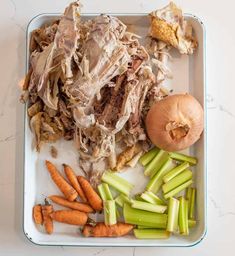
[146,94,204,151]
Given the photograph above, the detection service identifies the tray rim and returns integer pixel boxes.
[23,12,207,247]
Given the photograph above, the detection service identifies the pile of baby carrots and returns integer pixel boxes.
[33,161,133,237]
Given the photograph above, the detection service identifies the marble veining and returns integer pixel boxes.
[0,134,16,143]
[209,194,235,218]
[93,249,107,256]
[207,93,235,119]
[218,105,235,118]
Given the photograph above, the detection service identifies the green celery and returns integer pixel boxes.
[164,180,193,199]
[184,200,189,235]
[188,219,196,228]
[135,194,145,201]
[163,162,190,183]
[109,186,119,198]
[179,197,189,235]
[146,158,175,194]
[123,203,167,228]
[139,147,159,166]
[186,187,193,200]
[146,177,163,194]
[104,200,117,225]
[144,150,169,177]
[101,171,134,196]
[150,157,174,179]
[137,225,153,229]
[115,194,131,208]
[169,152,197,165]
[189,188,196,219]
[162,170,193,194]
[131,200,167,213]
[116,208,121,219]
[167,197,179,233]
[186,187,192,216]
[134,229,170,239]
[140,191,165,205]
[98,183,113,201]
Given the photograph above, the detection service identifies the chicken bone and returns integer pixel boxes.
[115,143,142,171]
[65,15,130,105]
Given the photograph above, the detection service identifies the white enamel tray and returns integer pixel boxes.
[23,13,207,247]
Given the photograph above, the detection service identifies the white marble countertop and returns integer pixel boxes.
[0,0,234,255]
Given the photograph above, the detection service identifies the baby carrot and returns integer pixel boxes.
[50,210,88,226]
[33,204,43,225]
[45,161,78,202]
[49,195,94,213]
[63,164,87,202]
[77,176,103,212]
[82,222,134,237]
[42,199,53,234]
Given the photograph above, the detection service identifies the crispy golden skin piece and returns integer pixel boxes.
[150,17,178,49]
[149,2,197,54]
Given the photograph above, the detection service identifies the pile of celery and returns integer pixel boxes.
[99,148,197,239]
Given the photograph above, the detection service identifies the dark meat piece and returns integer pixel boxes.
[58,99,71,118]
[28,100,43,117]
[125,66,156,145]
[60,114,74,130]
[50,145,58,158]
[30,21,59,52]
[93,85,112,116]
[96,75,126,128]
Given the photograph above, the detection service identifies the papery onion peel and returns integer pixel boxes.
[146,94,204,151]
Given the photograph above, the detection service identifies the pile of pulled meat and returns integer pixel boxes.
[21,1,196,185]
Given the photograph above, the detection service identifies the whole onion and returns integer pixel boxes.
[146,94,204,151]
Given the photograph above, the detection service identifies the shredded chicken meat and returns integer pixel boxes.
[21,1,197,186]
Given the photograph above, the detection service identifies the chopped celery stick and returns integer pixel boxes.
[101,171,134,196]
[144,150,169,177]
[186,187,193,200]
[104,200,117,225]
[188,219,196,228]
[115,194,131,208]
[139,147,159,166]
[146,158,175,193]
[131,200,167,213]
[189,188,196,219]
[140,191,165,205]
[169,152,197,165]
[179,197,189,235]
[179,197,186,234]
[185,200,189,235]
[123,203,167,228]
[162,170,193,194]
[137,225,153,229]
[109,186,119,198]
[134,229,170,239]
[146,178,163,194]
[186,187,192,216]
[163,162,190,183]
[167,197,179,233]
[150,156,174,179]
[164,180,193,199]
[135,194,145,201]
[98,183,113,201]
[116,207,121,219]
